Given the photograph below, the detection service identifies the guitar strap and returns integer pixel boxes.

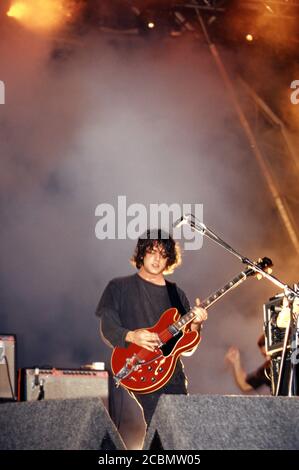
[165,280,187,316]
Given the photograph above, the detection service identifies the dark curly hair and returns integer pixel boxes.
[131,229,181,275]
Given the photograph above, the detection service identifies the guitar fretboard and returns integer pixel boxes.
[173,270,250,331]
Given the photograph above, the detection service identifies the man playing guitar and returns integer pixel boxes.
[96,229,208,427]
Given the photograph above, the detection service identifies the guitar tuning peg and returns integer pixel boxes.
[256,273,263,280]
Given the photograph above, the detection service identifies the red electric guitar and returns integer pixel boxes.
[111,257,272,394]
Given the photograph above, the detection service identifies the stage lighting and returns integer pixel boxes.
[7,2,27,20]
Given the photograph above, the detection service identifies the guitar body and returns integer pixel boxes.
[111,308,200,394]
[110,258,273,394]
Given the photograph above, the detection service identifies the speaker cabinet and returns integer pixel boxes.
[0,397,126,450]
[18,368,110,411]
[0,334,16,400]
[144,394,299,450]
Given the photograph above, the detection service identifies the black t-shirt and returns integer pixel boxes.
[246,360,271,389]
[96,273,190,348]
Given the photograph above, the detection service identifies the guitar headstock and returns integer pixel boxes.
[247,257,273,280]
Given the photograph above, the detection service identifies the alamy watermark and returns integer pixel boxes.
[290,80,299,105]
[95,196,203,250]
[0,80,5,104]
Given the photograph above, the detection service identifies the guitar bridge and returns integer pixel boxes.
[113,354,144,387]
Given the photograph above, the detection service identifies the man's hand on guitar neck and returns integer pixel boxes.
[190,298,208,332]
[125,329,161,352]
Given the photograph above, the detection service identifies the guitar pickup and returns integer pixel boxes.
[168,325,180,336]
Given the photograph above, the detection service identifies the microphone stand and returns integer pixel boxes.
[37,378,45,401]
[286,299,299,396]
[175,213,299,395]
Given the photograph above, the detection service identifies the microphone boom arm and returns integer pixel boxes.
[179,213,297,298]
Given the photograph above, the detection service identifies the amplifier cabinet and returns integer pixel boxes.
[0,334,16,400]
[18,368,110,411]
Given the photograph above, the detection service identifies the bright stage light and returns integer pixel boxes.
[7,2,28,19]
[6,0,73,32]
[246,33,254,42]
[148,22,155,29]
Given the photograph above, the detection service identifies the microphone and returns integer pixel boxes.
[37,378,45,401]
[34,367,40,387]
[173,215,188,228]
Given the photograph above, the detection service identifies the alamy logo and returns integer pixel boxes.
[0,81,5,104]
[95,196,203,250]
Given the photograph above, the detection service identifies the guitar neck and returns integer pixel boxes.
[174,268,251,331]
